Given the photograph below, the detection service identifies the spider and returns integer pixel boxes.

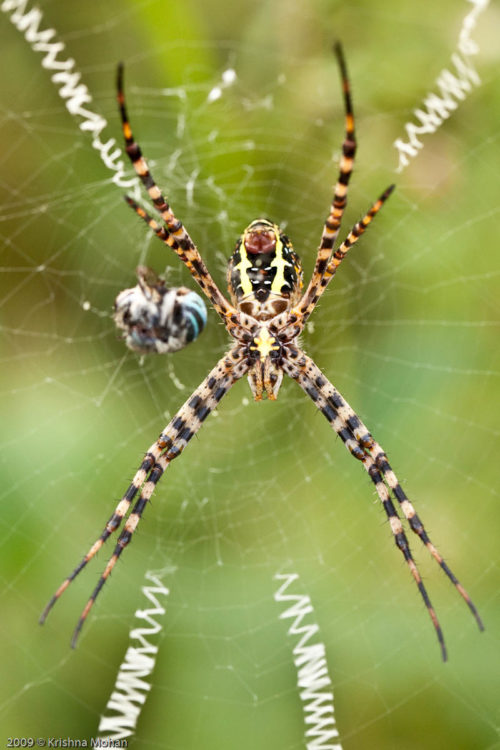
[40,43,483,659]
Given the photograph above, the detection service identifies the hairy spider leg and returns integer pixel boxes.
[40,346,249,645]
[297,42,356,315]
[116,64,235,322]
[282,345,484,659]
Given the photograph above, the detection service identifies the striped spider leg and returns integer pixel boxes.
[116,62,238,329]
[297,42,357,317]
[280,345,484,661]
[274,42,394,342]
[40,345,250,646]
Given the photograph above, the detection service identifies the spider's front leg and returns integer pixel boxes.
[282,344,483,660]
[117,64,238,328]
[40,345,249,647]
[298,43,357,315]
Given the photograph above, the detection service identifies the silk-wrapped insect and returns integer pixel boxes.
[114,265,207,354]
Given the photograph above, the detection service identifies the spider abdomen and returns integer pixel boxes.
[227,219,303,320]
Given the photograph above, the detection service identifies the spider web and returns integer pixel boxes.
[1,1,499,748]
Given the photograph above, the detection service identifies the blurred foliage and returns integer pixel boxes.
[1,0,499,748]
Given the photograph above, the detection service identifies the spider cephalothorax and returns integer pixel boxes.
[41,44,483,659]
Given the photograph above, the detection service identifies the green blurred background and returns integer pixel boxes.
[1,1,499,748]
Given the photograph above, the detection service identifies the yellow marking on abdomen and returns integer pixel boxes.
[233,242,253,296]
[270,235,290,294]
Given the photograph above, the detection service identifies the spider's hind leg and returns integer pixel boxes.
[41,345,248,647]
[282,343,483,659]
[364,456,448,661]
[117,64,236,325]
[325,361,484,635]
[39,447,164,626]
[372,449,485,631]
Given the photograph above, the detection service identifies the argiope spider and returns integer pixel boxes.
[40,44,484,659]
